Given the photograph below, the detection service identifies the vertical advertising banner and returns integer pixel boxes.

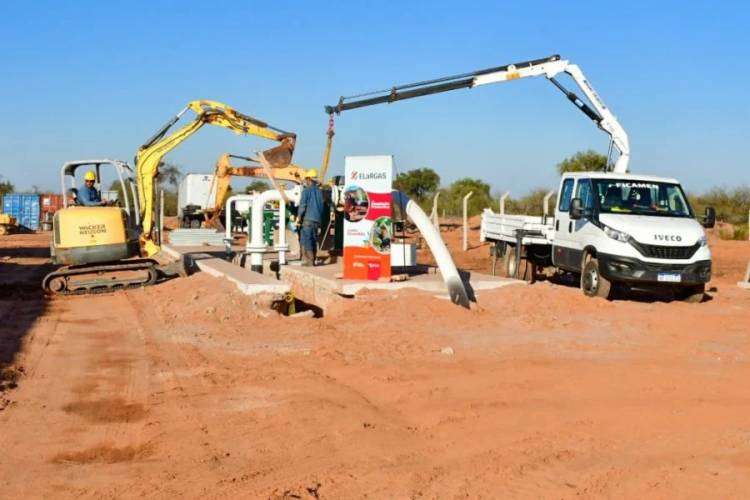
[343,155,393,280]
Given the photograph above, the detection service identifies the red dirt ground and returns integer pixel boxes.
[0,227,749,498]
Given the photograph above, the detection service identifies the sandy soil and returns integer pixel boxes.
[0,228,749,498]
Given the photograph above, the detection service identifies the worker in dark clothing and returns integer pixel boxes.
[297,168,324,266]
[78,170,107,206]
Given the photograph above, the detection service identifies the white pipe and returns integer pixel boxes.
[462,191,473,251]
[247,186,301,272]
[499,192,510,215]
[224,194,256,241]
[393,191,470,309]
[276,200,288,265]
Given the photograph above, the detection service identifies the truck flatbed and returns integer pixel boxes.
[480,210,554,245]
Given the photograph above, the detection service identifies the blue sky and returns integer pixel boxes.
[0,1,747,195]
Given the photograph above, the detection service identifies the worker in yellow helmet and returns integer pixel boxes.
[78,170,107,206]
[297,168,323,266]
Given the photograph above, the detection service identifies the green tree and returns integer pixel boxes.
[443,177,492,217]
[394,168,440,206]
[504,188,557,216]
[689,186,750,240]
[157,162,183,190]
[162,191,178,216]
[245,180,270,193]
[0,176,15,199]
[154,162,182,217]
[556,150,608,174]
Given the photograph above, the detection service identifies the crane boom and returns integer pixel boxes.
[325,54,630,173]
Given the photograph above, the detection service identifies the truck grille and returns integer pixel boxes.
[629,240,699,260]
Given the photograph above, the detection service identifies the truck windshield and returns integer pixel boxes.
[593,179,693,217]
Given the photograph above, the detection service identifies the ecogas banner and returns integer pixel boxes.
[343,155,393,280]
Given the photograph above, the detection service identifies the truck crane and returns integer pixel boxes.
[324,54,630,175]
[324,55,717,302]
[43,100,295,295]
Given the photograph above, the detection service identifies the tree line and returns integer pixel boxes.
[2,152,747,239]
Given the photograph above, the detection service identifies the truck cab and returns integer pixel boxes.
[552,172,714,300]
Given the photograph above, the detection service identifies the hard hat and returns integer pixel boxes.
[84,170,96,181]
[304,168,318,179]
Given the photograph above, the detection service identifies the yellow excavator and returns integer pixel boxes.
[203,152,307,228]
[43,100,295,295]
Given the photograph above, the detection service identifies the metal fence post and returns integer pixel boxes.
[543,190,555,223]
[499,192,510,215]
[430,191,441,229]
[463,191,474,251]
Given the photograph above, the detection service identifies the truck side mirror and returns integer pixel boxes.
[570,198,583,220]
[702,206,716,228]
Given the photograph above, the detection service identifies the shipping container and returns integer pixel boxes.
[40,193,64,217]
[2,193,40,231]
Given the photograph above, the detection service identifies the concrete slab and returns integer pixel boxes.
[280,261,522,311]
[162,244,289,296]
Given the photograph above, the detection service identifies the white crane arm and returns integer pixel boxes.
[471,59,630,173]
[326,54,630,173]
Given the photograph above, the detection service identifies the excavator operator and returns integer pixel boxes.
[78,170,108,206]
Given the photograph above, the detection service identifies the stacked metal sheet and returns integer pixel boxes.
[168,229,226,246]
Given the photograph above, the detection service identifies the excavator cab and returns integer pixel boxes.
[44,160,160,294]
[52,159,142,265]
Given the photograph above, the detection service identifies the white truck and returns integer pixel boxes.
[481,172,715,301]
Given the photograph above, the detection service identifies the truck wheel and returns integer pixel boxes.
[189,219,201,229]
[581,257,613,299]
[504,246,534,282]
[675,284,705,303]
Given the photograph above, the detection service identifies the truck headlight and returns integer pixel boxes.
[698,235,708,247]
[603,224,631,243]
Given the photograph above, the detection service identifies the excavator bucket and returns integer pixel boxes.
[260,136,295,169]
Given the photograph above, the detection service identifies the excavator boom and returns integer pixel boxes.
[136,100,295,255]
[204,152,306,228]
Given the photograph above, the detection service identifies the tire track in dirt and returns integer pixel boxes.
[0,290,154,497]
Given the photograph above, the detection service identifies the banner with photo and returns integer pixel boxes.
[343,155,393,280]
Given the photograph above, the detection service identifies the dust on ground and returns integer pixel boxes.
[0,228,749,498]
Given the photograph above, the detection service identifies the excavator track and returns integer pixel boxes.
[42,259,159,296]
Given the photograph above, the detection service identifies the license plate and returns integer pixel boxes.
[657,272,682,283]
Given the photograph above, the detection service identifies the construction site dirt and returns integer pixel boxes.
[1,228,749,498]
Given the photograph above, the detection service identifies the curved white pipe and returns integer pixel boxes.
[247,186,301,272]
[393,191,470,309]
[224,194,256,240]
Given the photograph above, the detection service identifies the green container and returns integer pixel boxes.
[247,208,287,246]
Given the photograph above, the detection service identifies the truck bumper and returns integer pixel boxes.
[598,253,711,285]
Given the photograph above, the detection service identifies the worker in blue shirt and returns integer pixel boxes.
[78,170,107,206]
[297,169,324,266]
